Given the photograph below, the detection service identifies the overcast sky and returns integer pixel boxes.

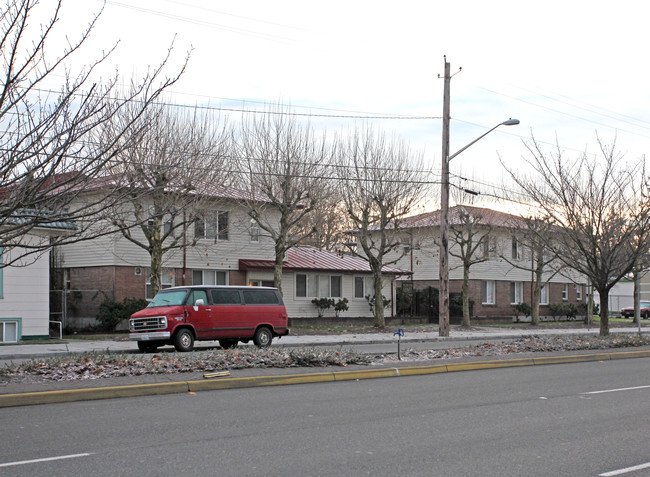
[56,0,649,211]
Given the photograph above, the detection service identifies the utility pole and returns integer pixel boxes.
[439,57,451,337]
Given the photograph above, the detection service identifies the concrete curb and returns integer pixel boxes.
[2,349,649,408]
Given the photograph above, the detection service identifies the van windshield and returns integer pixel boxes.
[147,289,188,307]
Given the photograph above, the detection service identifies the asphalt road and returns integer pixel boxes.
[2,358,649,476]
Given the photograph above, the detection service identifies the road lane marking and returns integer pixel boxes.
[600,461,650,476]
[584,384,650,395]
[0,453,91,468]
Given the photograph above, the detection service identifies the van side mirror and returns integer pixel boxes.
[195,298,205,306]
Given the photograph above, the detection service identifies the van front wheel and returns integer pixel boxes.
[253,327,273,348]
[174,329,194,352]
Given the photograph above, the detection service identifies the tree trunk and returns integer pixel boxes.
[149,245,163,298]
[599,291,609,336]
[273,240,285,295]
[531,282,541,326]
[461,265,470,327]
[373,271,385,328]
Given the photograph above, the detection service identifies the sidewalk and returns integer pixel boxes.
[0,325,646,360]
[1,325,649,407]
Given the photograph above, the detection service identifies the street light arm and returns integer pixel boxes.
[448,119,519,162]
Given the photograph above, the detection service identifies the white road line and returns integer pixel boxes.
[584,384,650,395]
[0,453,91,468]
[600,461,650,476]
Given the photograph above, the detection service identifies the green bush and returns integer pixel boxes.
[96,297,149,331]
[334,298,349,317]
[312,298,335,318]
[513,302,532,320]
[547,302,578,320]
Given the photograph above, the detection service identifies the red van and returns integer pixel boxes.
[129,286,289,352]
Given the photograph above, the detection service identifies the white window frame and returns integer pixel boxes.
[146,268,174,300]
[354,276,375,299]
[511,237,521,260]
[482,235,497,258]
[250,218,260,242]
[195,211,229,241]
[295,274,343,298]
[0,246,3,299]
[0,319,19,343]
[510,281,523,304]
[482,280,496,304]
[193,269,228,286]
[575,284,582,301]
[562,283,569,301]
[540,284,549,305]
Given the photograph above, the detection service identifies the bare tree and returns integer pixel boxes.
[499,216,564,325]
[448,206,492,327]
[293,185,351,251]
[338,128,429,328]
[236,107,330,294]
[103,102,233,297]
[504,136,650,336]
[0,0,186,266]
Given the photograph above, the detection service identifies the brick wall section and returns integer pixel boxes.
[403,279,584,318]
[113,266,147,301]
[229,270,247,286]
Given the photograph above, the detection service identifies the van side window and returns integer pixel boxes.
[211,289,242,305]
[187,289,208,306]
[243,289,279,305]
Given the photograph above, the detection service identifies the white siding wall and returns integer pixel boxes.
[385,227,581,284]
[59,200,279,270]
[281,271,393,318]
[0,237,51,339]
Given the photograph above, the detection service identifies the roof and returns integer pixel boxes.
[66,174,271,204]
[397,205,529,230]
[1,208,76,231]
[239,245,409,275]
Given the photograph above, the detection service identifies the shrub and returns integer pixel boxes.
[366,294,390,312]
[513,302,532,321]
[334,298,349,317]
[547,302,578,321]
[311,298,335,318]
[96,297,149,331]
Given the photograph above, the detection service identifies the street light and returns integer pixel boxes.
[438,60,520,337]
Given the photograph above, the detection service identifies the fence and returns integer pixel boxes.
[49,289,114,330]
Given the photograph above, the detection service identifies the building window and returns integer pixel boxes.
[146,268,174,300]
[0,247,3,299]
[0,319,19,343]
[296,274,342,298]
[354,276,375,299]
[510,281,523,304]
[250,218,260,242]
[540,284,549,305]
[511,237,521,260]
[575,284,582,301]
[195,211,229,240]
[193,270,227,286]
[482,280,496,304]
[482,235,496,258]
[562,283,569,300]
[249,280,262,287]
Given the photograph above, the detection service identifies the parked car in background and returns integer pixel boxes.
[620,301,650,319]
[129,286,289,352]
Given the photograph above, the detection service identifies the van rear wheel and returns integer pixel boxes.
[174,329,194,352]
[253,327,273,348]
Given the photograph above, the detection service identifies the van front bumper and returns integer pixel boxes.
[129,332,171,341]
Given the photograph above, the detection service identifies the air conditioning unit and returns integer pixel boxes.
[134,267,142,276]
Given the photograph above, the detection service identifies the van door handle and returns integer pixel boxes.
[205,308,212,311]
